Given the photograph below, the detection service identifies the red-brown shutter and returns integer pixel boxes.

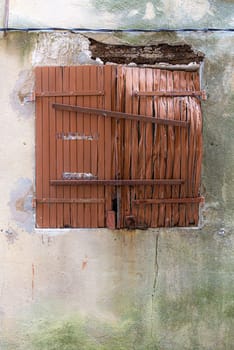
[35,65,203,228]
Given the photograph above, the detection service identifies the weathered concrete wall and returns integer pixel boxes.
[0,1,234,349]
[2,0,234,29]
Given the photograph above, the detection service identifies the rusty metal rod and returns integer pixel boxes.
[35,198,105,204]
[52,103,189,128]
[36,91,104,97]
[133,197,205,205]
[50,179,184,186]
[134,90,206,100]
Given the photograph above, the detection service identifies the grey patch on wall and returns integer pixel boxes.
[32,32,90,66]
[2,228,18,244]
[9,178,34,233]
[11,69,35,118]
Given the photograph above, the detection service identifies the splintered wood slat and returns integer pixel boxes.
[76,66,85,227]
[172,71,182,226]
[123,67,132,221]
[116,66,125,228]
[138,68,147,226]
[158,70,167,227]
[41,67,50,227]
[69,66,78,227]
[48,67,57,227]
[55,67,64,228]
[145,68,153,226]
[110,65,117,222]
[104,65,113,226]
[164,70,175,227]
[131,68,140,221]
[97,66,105,227]
[186,72,196,225]
[193,71,203,225]
[179,71,189,226]
[151,69,161,227]
[35,67,43,227]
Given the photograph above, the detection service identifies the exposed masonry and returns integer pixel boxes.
[89,38,205,65]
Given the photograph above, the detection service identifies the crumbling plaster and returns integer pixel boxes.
[0,15,233,350]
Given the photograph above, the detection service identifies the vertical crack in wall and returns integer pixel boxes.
[151,232,159,338]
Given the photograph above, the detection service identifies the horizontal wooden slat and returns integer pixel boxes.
[52,103,189,127]
[36,91,104,97]
[134,90,206,99]
[133,197,205,205]
[36,198,105,204]
[50,179,184,186]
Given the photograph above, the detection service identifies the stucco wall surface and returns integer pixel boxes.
[0,1,234,349]
[1,0,233,29]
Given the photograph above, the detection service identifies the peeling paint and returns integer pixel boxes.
[56,132,99,141]
[62,172,97,180]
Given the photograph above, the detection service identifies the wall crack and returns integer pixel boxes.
[151,232,159,338]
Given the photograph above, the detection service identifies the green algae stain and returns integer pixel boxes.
[21,313,160,350]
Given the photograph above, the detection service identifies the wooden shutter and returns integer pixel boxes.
[35,65,203,228]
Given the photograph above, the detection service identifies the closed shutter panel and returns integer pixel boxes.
[35,65,203,228]
[35,66,114,228]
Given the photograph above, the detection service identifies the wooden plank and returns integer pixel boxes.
[69,66,78,227]
[83,66,92,227]
[52,104,189,127]
[55,67,64,228]
[97,66,105,227]
[158,70,167,227]
[48,67,57,227]
[138,68,147,226]
[123,67,132,222]
[116,66,125,228]
[193,71,203,225]
[131,68,140,222]
[90,65,98,227]
[144,68,153,226]
[41,67,50,227]
[179,71,189,226]
[186,72,196,225]
[35,67,43,227]
[104,65,113,226]
[76,67,85,227]
[110,65,117,226]
[171,71,182,226]
[151,69,161,227]
[164,70,174,227]
[62,67,71,227]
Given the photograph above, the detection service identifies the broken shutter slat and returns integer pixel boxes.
[36,91,104,97]
[52,103,189,127]
[134,90,207,99]
[50,179,184,186]
[132,197,204,205]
